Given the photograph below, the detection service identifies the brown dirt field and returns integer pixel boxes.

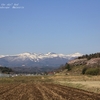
[0,83,100,100]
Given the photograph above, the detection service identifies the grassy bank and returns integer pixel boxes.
[49,75,100,94]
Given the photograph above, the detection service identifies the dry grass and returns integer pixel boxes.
[49,75,100,94]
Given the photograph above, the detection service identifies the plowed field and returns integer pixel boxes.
[0,83,100,100]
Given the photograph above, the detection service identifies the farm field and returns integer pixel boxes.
[0,76,100,100]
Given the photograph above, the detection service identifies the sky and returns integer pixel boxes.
[0,0,100,55]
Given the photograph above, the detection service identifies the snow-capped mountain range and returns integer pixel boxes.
[0,52,82,73]
[0,52,82,60]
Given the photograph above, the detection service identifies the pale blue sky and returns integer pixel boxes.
[0,0,100,55]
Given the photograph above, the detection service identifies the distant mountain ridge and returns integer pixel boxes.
[0,52,82,73]
[0,52,82,59]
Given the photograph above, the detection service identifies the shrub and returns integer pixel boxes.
[85,68,100,75]
[65,63,71,71]
[82,67,88,74]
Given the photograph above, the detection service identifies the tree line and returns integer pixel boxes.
[0,66,13,74]
[78,52,100,60]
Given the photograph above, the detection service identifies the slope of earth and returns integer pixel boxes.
[56,57,100,75]
[0,76,100,100]
[68,58,100,67]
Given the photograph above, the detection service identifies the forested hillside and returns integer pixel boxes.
[56,53,100,75]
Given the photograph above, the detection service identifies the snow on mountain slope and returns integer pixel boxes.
[67,53,83,57]
[0,52,82,60]
[0,55,5,58]
[0,52,82,68]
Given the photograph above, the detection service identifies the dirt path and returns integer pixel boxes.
[0,83,100,100]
